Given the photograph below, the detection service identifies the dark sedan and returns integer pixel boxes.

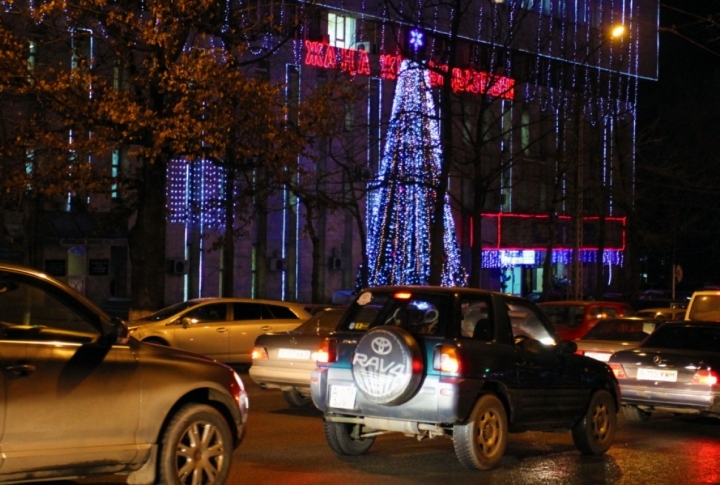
[250,306,346,407]
[609,322,720,422]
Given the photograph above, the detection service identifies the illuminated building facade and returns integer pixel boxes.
[161,0,659,302]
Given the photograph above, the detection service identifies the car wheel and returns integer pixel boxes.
[453,394,508,470]
[158,403,233,485]
[623,404,652,422]
[323,419,375,456]
[351,326,424,405]
[283,388,313,407]
[572,389,616,455]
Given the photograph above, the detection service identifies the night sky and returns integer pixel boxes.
[636,1,720,291]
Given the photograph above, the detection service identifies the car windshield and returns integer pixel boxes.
[136,300,200,321]
[337,290,448,337]
[294,309,346,334]
[641,325,720,352]
[687,294,720,321]
[540,305,586,327]
[581,319,656,342]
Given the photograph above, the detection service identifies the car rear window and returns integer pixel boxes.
[582,319,655,341]
[337,290,449,337]
[541,305,586,327]
[265,304,300,319]
[295,309,345,333]
[642,325,720,352]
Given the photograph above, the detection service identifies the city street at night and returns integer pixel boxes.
[72,368,720,485]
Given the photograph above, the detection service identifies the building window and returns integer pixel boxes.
[111,149,120,199]
[328,13,356,49]
[27,40,36,75]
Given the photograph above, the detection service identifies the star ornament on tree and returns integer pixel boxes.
[409,30,423,51]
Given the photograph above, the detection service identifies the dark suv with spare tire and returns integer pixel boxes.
[310,286,619,470]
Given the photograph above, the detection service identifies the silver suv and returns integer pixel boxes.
[0,263,248,484]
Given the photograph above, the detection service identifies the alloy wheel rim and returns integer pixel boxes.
[176,421,225,485]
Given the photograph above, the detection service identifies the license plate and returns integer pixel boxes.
[277,348,311,360]
[585,351,612,362]
[637,367,678,382]
[329,385,357,410]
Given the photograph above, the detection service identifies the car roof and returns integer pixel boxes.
[538,300,629,306]
[361,285,506,297]
[184,297,306,307]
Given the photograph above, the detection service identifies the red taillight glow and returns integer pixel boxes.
[316,338,337,363]
[691,369,719,386]
[575,349,585,356]
[609,363,626,379]
[251,347,268,360]
[433,345,460,374]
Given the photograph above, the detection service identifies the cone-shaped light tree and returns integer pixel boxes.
[366,60,466,287]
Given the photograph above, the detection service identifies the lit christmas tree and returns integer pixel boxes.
[366,60,466,287]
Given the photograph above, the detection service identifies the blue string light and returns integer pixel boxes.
[366,60,466,287]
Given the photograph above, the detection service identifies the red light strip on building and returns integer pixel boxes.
[303,41,515,100]
[470,213,626,250]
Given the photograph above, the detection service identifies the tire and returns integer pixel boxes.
[283,388,313,408]
[453,394,508,470]
[572,389,617,455]
[623,404,652,422]
[351,326,424,405]
[158,403,233,485]
[323,419,375,456]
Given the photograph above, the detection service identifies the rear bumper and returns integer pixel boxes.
[620,384,720,413]
[249,364,313,391]
[311,366,478,425]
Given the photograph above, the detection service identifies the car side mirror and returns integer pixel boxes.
[107,317,129,345]
[181,317,192,329]
[561,340,578,353]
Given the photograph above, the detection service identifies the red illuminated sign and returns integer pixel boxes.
[303,41,515,100]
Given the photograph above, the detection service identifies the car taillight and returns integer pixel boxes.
[315,338,337,363]
[575,349,585,356]
[691,369,719,386]
[609,363,626,379]
[433,345,460,374]
[251,347,268,360]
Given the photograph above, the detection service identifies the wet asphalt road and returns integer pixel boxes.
[70,368,720,485]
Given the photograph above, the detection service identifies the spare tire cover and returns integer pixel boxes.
[351,326,424,405]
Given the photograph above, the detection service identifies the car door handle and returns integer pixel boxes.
[261,326,271,332]
[216,328,228,333]
[6,364,37,377]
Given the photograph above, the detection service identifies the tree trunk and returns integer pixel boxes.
[128,156,167,318]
